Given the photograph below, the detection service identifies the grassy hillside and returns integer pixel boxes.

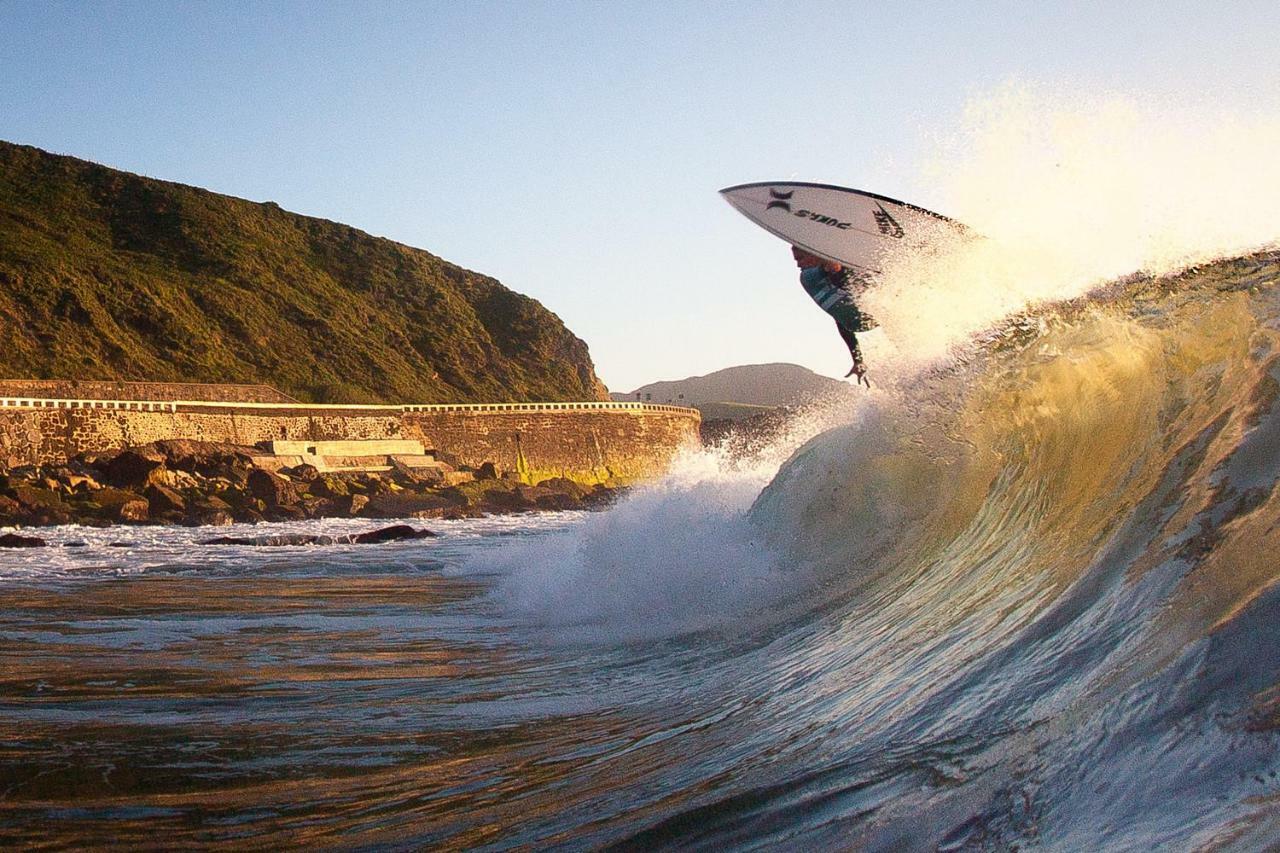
[0,141,609,403]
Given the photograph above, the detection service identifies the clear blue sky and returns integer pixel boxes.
[3,1,1278,391]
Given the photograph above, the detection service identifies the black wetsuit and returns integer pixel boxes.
[798,265,878,375]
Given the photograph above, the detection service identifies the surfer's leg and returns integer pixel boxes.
[836,322,869,384]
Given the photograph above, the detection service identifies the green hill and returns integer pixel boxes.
[0,141,609,404]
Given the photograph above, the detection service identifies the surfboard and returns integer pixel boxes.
[719,181,969,274]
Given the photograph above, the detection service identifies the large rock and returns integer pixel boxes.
[534,477,590,501]
[309,474,351,498]
[98,448,167,489]
[332,493,368,516]
[361,492,463,519]
[0,532,45,547]
[144,484,187,514]
[201,525,436,547]
[247,469,300,508]
[88,487,150,522]
[11,485,65,512]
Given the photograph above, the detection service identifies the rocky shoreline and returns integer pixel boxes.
[0,439,623,538]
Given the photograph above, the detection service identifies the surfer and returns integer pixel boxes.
[791,246,877,386]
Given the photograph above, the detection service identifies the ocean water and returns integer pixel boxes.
[5,90,1280,850]
[2,252,1280,849]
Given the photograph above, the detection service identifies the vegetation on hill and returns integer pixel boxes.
[0,141,609,403]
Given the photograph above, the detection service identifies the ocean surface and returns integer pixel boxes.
[3,254,1280,849]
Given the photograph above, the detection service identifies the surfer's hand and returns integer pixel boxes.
[845,364,872,388]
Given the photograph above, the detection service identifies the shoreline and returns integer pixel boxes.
[0,439,625,543]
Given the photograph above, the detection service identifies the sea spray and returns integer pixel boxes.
[490,394,871,642]
[864,83,1280,368]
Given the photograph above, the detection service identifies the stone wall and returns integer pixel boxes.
[402,407,701,483]
[0,380,298,403]
[0,401,700,485]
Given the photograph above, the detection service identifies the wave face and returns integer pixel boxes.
[482,253,1280,849]
[717,253,1280,849]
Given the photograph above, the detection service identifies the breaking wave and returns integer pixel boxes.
[491,252,1280,848]
[488,90,1280,846]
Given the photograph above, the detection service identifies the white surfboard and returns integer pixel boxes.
[719,181,969,274]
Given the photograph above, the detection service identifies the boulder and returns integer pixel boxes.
[187,508,235,527]
[88,487,150,522]
[361,492,463,519]
[11,485,67,513]
[264,505,307,522]
[148,468,201,491]
[247,469,300,508]
[475,461,501,480]
[0,494,20,519]
[0,532,46,548]
[310,474,351,499]
[352,524,437,544]
[534,477,589,501]
[299,496,336,519]
[98,448,167,489]
[144,484,187,514]
[288,463,321,483]
[201,524,435,547]
[482,487,537,513]
[332,493,368,517]
[534,491,580,511]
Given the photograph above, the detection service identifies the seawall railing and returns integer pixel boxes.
[0,398,699,417]
[0,398,178,412]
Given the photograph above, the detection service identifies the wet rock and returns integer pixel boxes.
[0,532,45,548]
[185,508,234,527]
[352,524,437,544]
[201,524,435,547]
[265,505,307,522]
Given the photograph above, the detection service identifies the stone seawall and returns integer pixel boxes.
[402,406,699,483]
[0,400,700,485]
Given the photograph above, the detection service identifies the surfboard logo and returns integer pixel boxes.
[766,189,794,211]
[792,210,852,229]
[873,203,905,239]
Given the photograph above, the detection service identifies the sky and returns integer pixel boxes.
[2,1,1279,392]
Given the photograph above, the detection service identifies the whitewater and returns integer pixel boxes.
[2,90,1280,848]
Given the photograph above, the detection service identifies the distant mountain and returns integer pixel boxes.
[0,141,609,404]
[612,363,847,418]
